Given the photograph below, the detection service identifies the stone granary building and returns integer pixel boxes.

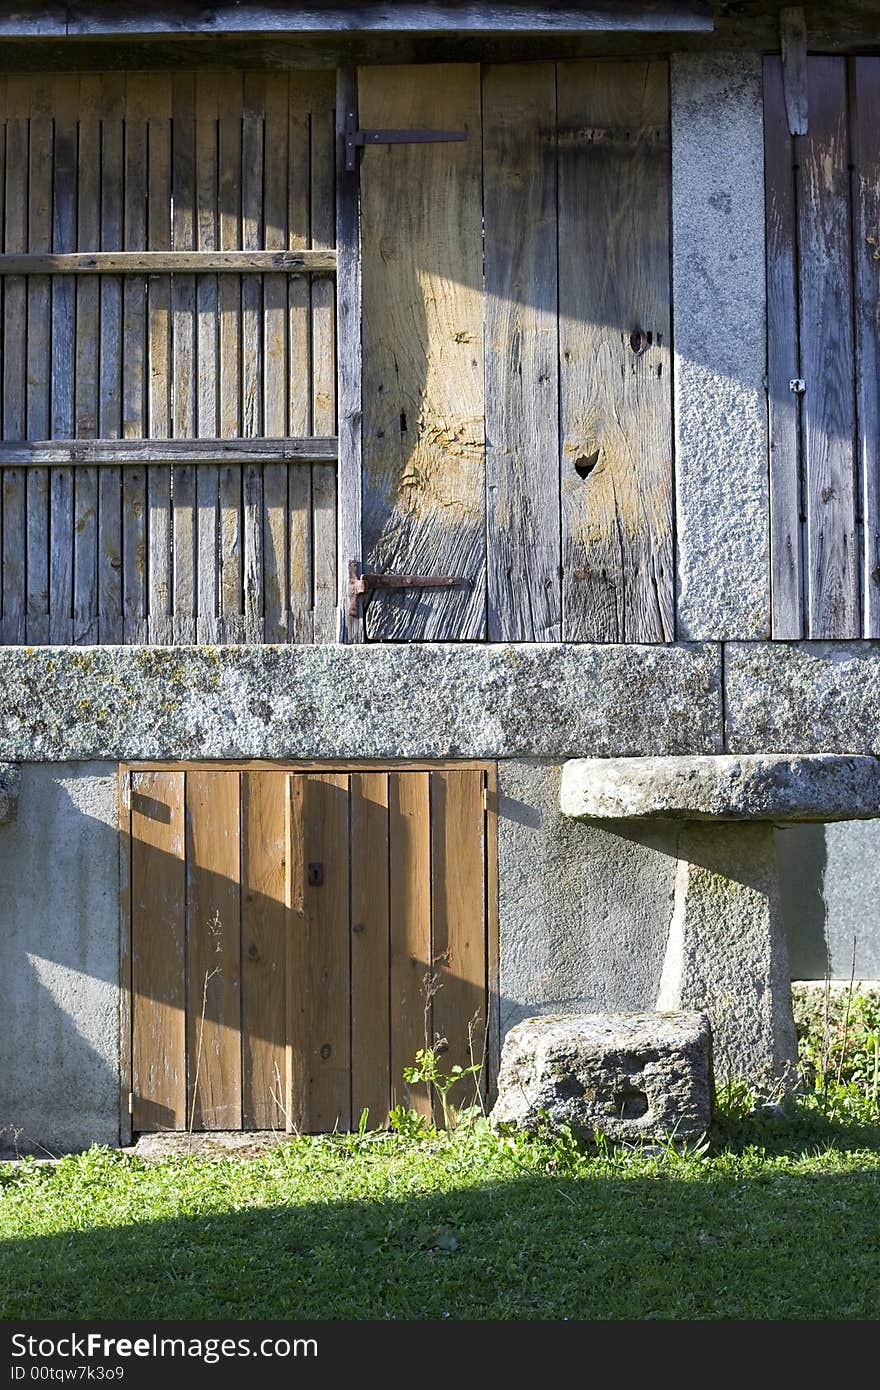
[0,1,878,1152]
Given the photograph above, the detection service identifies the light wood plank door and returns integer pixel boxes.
[127,764,494,1132]
[354,60,674,643]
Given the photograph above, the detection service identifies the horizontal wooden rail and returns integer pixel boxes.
[0,438,339,466]
[0,250,337,275]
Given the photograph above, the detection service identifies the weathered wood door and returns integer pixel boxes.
[125,765,494,1132]
[765,56,880,639]
[355,61,673,642]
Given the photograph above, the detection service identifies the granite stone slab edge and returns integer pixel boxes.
[560,753,880,822]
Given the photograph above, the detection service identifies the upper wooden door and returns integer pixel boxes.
[765,56,880,639]
[126,764,494,1133]
[355,61,673,643]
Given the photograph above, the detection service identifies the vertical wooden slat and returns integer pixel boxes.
[350,771,390,1127]
[242,72,265,642]
[172,71,197,643]
[764,57,804,639]
[289,773,351,1133]
[186,769,242,1131]
[131,770,186,1132]
[389,771,432,1118]
[241,770,288,1130]
[263,72,290,642]
[98,72,124,642]
[122,74,149,643]
[359,64,485,641]
[797,57,858,638]
[851,58,880,636]
[335,67,362,644]
[26,77,53,643]
[430,769,486,1120]
[483,63,560,641]
[287,772,309,1130]
[147,73,173,645]
[218,72,244,642]
[2,77,27,644]
[485,762,500,1105]
[307,773,351,1132]
[288,74,314,642]
[310,76,337,643]
[49,74,78,644]
[73,75,100,643]
[0,102,6,635]
[558,60,673,643]
[195,72,221,643]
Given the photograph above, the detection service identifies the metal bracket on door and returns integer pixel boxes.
[343,109,467,172]
[347,561,465,619]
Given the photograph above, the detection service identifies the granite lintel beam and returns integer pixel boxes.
[726,642,880,754]
[560,754,880,822]
[0,643,722,763]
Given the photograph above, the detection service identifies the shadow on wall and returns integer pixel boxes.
[777,821,880,980]
[776,825,829,980]
[497,764,682,1036]
[0,766,121,1156]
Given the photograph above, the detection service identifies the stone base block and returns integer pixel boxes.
[490,1011,713,1143]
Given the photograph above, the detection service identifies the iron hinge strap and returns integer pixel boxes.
[343,110,467,172]
[347,561,465,619]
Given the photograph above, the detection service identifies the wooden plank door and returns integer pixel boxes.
[558,61,673,642]
[130,768,289,1133]
[288,767,491,1130]
[353,60,673,644]
[128,764,493,1133]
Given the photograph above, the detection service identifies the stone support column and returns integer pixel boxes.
[656,821,797,1088]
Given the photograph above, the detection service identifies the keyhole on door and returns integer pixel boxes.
[308,862,324,887]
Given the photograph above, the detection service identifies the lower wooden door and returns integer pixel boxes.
[123,764,495,1133]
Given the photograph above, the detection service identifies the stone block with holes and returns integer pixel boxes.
[491,1012,713,1143]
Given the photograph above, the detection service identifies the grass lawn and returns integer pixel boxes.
[2,1095,879,1321]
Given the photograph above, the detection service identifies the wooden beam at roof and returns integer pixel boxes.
[0,3,715,39]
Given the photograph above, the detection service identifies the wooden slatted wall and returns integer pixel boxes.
[765,56,880,639]
[0,71,338,645]
[358,60,673,643]
[127,765,493,1134]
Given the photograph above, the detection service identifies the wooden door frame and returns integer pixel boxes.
[118,758,499,1142]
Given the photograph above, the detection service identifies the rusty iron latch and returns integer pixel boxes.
[348,561,465,618]
[343,109,467,172]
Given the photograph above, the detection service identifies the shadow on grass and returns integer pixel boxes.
[2,1154,880,1320]
[711,1108,880,1158]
